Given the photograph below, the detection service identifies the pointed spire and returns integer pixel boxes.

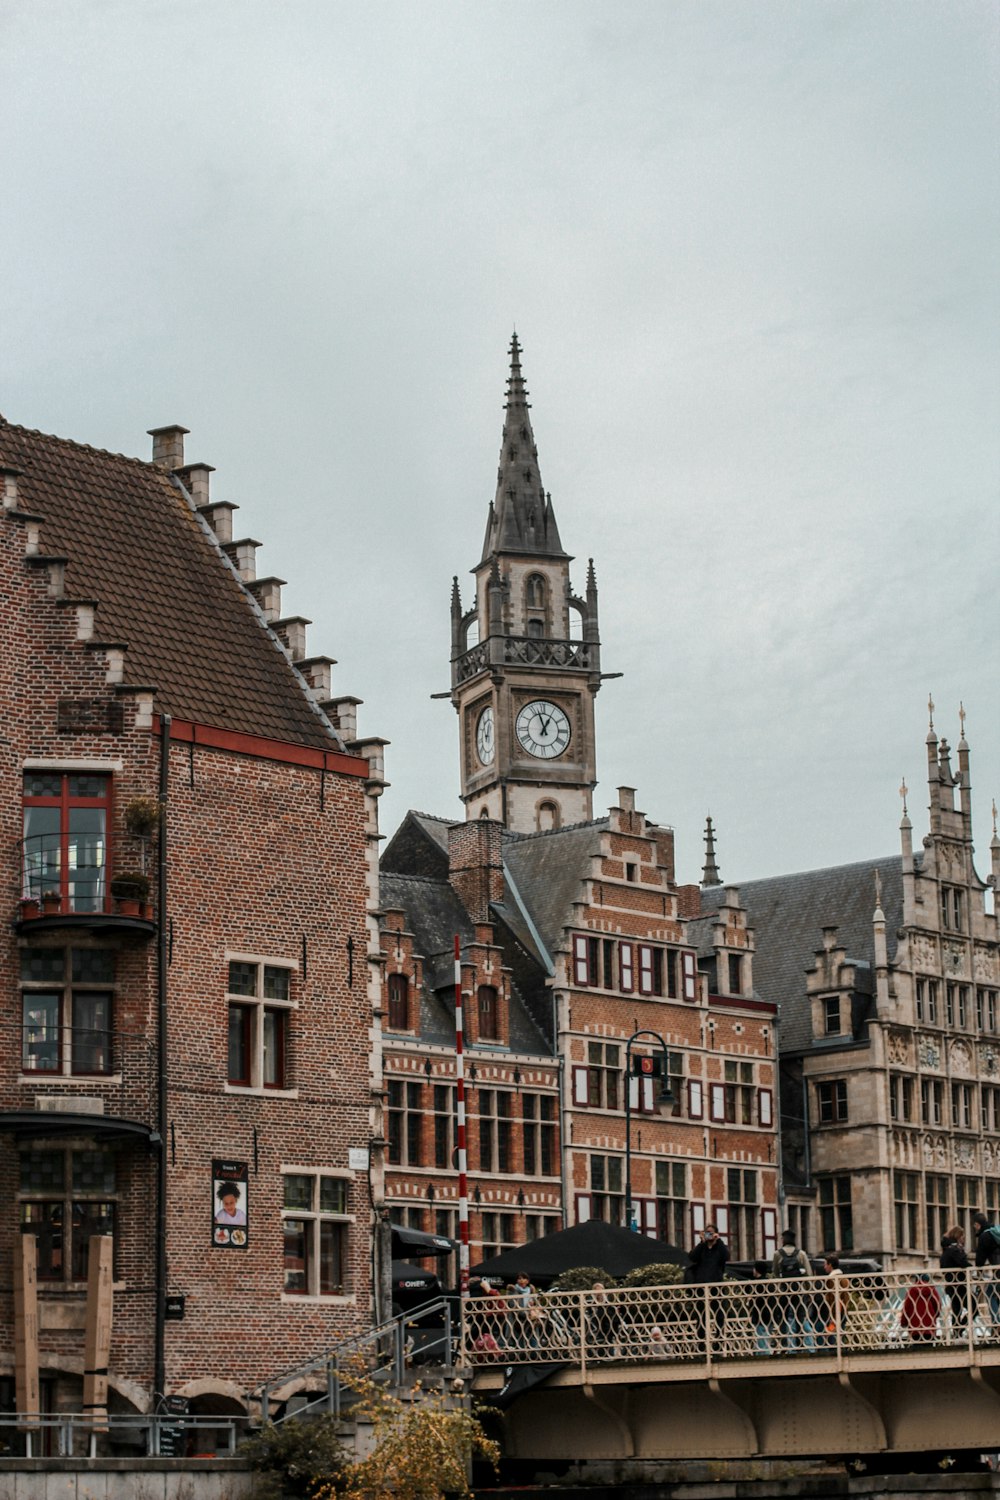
[899,777,909,820]
[451,576,462,617]
[927,693,937,743]
[959,700,967,747]
[701,815,722,887]
[481,333,568,563]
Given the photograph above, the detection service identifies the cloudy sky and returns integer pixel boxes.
[3,0,997,885]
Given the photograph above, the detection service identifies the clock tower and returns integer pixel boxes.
[450,335,604,833]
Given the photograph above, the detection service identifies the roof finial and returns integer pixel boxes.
[701,814,722,887]
[928,694,935,731]
[874,868,883,907]
[899,777,908,815]
[959,701,967,744]
[993,798,998,838]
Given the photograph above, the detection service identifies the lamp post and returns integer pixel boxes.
[624,1030,674,1234]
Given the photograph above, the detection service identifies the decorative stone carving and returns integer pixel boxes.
[974,945,998,983]
[887,1030,910,1066]
[982,1046,999,1077]
[951,1039,972,1076]
[919,1036,942,1070]
[954,1139,975,1170]
[984,1142,996,1175]
[911,935,938,971]
[943,943,967,978]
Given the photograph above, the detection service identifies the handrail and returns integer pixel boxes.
[461,1267,1000,1373]
[0,1411,249,1460]
[253,1296,455,1424]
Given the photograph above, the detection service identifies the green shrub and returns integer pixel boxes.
[240,1414,347,1499]
[550,1265,616,1293]
[622,1262,685,1288]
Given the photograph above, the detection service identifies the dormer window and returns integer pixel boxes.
[386,973,409,1032]
[477,985,499,1041]
[728,954,743,995]
[823,996,841,1036]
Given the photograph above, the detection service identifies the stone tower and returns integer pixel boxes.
[450,335,603,832]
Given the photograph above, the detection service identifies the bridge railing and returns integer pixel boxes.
[461,1268,1000,1372]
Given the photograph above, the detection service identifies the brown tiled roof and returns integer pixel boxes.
[1,419,338,750]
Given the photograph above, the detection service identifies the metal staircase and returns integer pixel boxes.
[252,1297,457,1426]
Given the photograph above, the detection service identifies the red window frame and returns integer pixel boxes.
[22,772,113,909]
[263,1006,287,1090]
[687,1079,704,1119]
[682,950,697,1001]
[758,1087,774,1128]
[227,1004,253,1086]
[709,1082,727,1122]
[638,944,655,995]
[477,985,499,1041]
[619,942,634,993]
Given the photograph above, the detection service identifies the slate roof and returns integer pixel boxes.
[1,419,338,750]
[501,819,608,959]
[699,856,905,1053]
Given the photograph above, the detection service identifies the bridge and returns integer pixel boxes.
[466,1268,1000,1461]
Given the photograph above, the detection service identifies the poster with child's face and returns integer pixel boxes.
[212,1159,249,1248]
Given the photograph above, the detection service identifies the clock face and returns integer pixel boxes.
[475,706,495,765]
[515,699,571,760]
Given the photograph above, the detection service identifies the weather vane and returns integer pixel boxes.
[899,778,908,815]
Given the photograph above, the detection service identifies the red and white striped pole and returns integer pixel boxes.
[454,934,470,1300]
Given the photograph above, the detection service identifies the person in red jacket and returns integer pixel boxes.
[901,1273,941,1342]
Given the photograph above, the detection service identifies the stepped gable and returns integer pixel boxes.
[0,419,336,750]
[700,856,904,1052]
[381,810,453,878]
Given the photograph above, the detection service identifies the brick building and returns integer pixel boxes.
[0,417,385,1421]
[699,707,1000,1267]
[380,339,780,1269]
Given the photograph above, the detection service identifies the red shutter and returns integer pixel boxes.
[715,1206,730,1237]
[620,942,634,992]
[762,1207,777,1259]
[682,950,697,1001]
[573,934,590,986]
[710,1083,726,1122]
[635,1199,657,1238]
[691,1202,706,1237]
[572,1066,590,1107]
[758,1088,773,1127]
[688,1079,703,1119]
[638,945,654,995]
[576,1194,592,1223]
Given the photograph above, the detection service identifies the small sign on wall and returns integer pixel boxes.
[212,1159,249,1249]
[348,1147,369,1172]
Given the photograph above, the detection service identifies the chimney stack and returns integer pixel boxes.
[448,820,505,921]
[148,425,189,471]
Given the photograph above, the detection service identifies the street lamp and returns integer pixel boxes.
[624,1030,674,1234]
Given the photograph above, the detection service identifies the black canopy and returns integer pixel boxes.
[391,1260,440,1292]
[390,1222,456,1256]
[472,1220,689,1283]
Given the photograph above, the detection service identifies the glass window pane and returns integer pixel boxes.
[263,1008,285,1088]
[72,950,115,984]
[24,773,62,797]
[72,992,112,1074]
[72,1150,116,1194]
[320,1177,346,1213]
[20,1150,65,1192]
[22,806,61,898]
[72,1202,114,1281]
[228,962,257,997]
[21,950,65,983]
[263,966,290,1001]
[283,1216,310,1293]
[22,1203,64,1280]
[319,1221,345,1296]
[22,992,60,1072]
[228,1005,251,1085]
[283,1175,313,1211]
[68,775,109,799]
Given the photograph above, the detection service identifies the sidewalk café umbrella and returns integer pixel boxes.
[390,1222,456,1257]
[391,1260,441,1293]
[471,1220,689,1284]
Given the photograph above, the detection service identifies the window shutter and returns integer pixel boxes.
[576,1194,592,1223]
[639,945,654,995]
[691,1202,706,1237]
[682,950,697,1001]
[762,1207,777,1259]
[642,1075,654,1113]
[715,1206,729,1237]
[628,1075,639,1111]
[710,1083,726,1122]
[688,1079,703,1119]
[573,1066,590,1107]
[758,1088,773,1128]
[573,935,590,986]
[620,942,634,992]
[640,1199,657,1237]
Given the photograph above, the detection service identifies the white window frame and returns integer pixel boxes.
[280,1167,354,1303]
[225,954,297,1096]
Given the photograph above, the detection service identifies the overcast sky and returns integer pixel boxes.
[2,1,997,886]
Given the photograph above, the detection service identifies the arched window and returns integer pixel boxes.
[536,800,560,832]
[527,619,544,638]
[525,574,545,609]
[387,974,409,1031]
[477,985,499,1041]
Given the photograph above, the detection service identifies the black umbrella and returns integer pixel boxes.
[391,1260,441,1292]
[390,1222,456,1256]
[472,1220,689,1283]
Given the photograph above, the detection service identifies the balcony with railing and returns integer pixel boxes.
[1,1018,158,1142]
[453,634,600,685]
[14,832,157,936]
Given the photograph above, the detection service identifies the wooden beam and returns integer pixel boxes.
[14,1234,39,1427]
[83,1236,114,1431]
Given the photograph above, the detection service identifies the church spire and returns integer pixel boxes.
[702,815,722,887]
[481,333,568,563]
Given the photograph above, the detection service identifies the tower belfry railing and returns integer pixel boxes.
[453,635,599,686]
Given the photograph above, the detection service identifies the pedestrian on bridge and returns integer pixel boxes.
[770,1231,815,1352]
[973,1212,1000,1330]
[901,1273,941,1343]
[940,1225,970,1331]
[689,1223,729,1350]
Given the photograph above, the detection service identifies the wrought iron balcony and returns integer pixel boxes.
[14,833,156,934]
[453,634,600,685]
[0,1020,158,1142]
